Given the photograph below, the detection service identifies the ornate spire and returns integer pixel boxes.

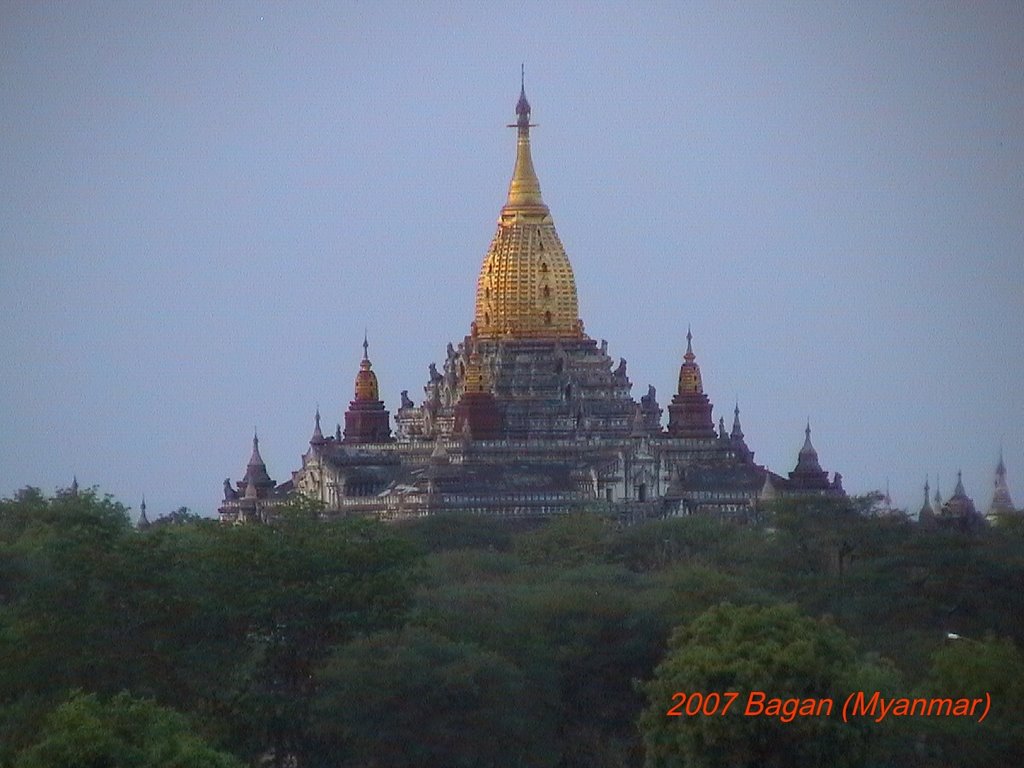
[70,475,79,496]
[249,430,263,466]
[462,343,488,394]
[516,64,530,127]
[354,336,380,402]
[953,469,966,498]
[474,81,582,340]
[989,448,1016,518]
[344,335,392,444]
[942,469,981,524]
[677,327,704,395]
[506,71,543,210]
[242,430,274,489]
[310,406,325,445]
[919,476,935,522]
[667,327,715,438]
[789,421,829,489]
[138,496,150,528]
[731,401,744,440]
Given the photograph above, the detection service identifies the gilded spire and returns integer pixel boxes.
[505,69,544,211]
[354,336,380,402]
[473,81,582,340]
[677,327,704,394]
[463,343,489,394]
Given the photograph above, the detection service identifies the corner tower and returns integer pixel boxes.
[473,75,582,340]
[343,337,392,444]
[667,330,716,438]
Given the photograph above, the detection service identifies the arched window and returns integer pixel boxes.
[544,311,552,324]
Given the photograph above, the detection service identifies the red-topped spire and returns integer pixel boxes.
[667,327,716,438]
[344,335,392,444]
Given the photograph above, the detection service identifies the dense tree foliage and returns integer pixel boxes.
[14,691,244,768]
[640,603,893,768]
[1,486,1022,766]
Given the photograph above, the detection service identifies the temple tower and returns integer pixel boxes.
[918,476,935,524]
[453,340,502,439]
[343,337,392,444]
[667,329,716,438]
[987,449,1016,520]
[788,423,832,490]
[396,79,640,441]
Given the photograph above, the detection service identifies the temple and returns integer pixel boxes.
[219,84,845,524]
[986,449,1018,523]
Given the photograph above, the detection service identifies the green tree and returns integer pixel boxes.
[513,512,613,566]
[199,511,419,766]
[312,626,537,767]
[14,691,244,768]
[909,635,1024,767]
[640,602,894,768]
[0,487,137,758]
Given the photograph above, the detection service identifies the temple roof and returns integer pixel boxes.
[473,80,582,340]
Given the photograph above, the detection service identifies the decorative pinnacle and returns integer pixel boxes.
[801,422,814,453]
[516,63,530,127]
[363,329,369,360]
[684,327,695,362]
[504,69,544,209]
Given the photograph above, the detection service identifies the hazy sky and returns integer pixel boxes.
[2,1,1022,519]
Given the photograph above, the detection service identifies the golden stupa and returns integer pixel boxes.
[473,77,582,340]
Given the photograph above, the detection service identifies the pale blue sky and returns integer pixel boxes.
[2,1,1021,518]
